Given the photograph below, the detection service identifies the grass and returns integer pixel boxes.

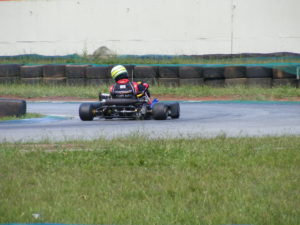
[0,83,300,101]
[0,113,43,121]
[0,136,299,224]
[1,55,300,65]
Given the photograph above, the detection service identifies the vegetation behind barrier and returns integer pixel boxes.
[0,83,300,101]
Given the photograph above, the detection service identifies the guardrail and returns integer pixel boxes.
[0,64,299,88]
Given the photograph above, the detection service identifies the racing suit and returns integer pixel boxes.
[109,78,150,100]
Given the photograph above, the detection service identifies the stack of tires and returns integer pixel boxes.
[179,66,203,86]
[86,66,111,86]
[203,67,225,87]
[0,64,21,84]
[272,66,298,87]
[133,66,158,85]
[66,65,90,86]
[20,65,43,84]
[43,65,66,85]
[246,67,273,88]
[224,66,247,87]
[158,66,179,87]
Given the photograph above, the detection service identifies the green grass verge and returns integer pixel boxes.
[0,113,43,121]
[0,136,299,224]
[1,55,300,65]
[1,83,300,100]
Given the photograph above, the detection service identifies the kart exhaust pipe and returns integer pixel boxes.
[103,98,140,106]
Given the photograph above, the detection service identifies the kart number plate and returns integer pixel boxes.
[120,85,126,89]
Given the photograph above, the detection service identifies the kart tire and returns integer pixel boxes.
[20,65,43,78]
[0,99,26,117]
[79,103,95,121]
[224,66,246,79]
[0,64,21,77]
[170,102,180,119]
[246,66,272,78]
[152,103,168,120]
[203,67,224,79]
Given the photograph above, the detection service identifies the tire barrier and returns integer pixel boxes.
[0,64,21,77]
[0,99,26,117]
[20,65,43,78]
[247,78,272,88]
[43,65,65,78]
[0,64,298,88]
[43,77,66,85]
[134,66,158,78]
[225,78,247,87]
[203,67,224,79]
[246,66,272,78]
[273,67,295,79]
[158,78,179,87]
[224,66,247,79]
[86,66,111,79]
[159,66,179,78]
[66,65,90,78]
[86,66,111,86]
[0,64,21,84]
[179,78,204,86]
[0,77,19,84]
[21,77,43,85]
[273,79,298,88]
[20,65,43,85]
[124,65,135,78]
[66,78,86,86]
[179,66,202,79]
[204,79,225,87]
[86,79,110,86]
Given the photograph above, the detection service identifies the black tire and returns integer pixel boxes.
[66,78,86,86]
[179,66,203,78]
[159,66,179,78]
[246,78,272,88]
[134,66,158,78]
[273,68,295,79]
[66,65,89,78]
[272,79,297,88]
[246,67,272,78]
[43,65,65,78]
[43,78,66,86]
[170,102,180,119]
[0,64,21,77]
[158,78,179,87]
[79,103,95,121]
[0,99,26,117]
[20,65,43,78]
[203,67,224,79]
[86,66,111,79]
[224,66,246,79]
[179,78,204,86]
[152,103,168,120]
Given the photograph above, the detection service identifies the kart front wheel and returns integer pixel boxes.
[152,103,168,120]
[79,103,95,121]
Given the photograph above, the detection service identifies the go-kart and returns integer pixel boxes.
[79,91,180,121]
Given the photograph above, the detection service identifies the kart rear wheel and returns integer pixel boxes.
[152,103,168,120]
[79,103,95,121]
[170,102,180,119]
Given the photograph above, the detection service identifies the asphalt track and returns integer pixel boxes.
[0,101,300,142]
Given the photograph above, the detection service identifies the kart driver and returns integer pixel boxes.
[109,65,151,100]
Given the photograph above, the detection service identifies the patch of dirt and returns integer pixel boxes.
[1,95,300,102]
